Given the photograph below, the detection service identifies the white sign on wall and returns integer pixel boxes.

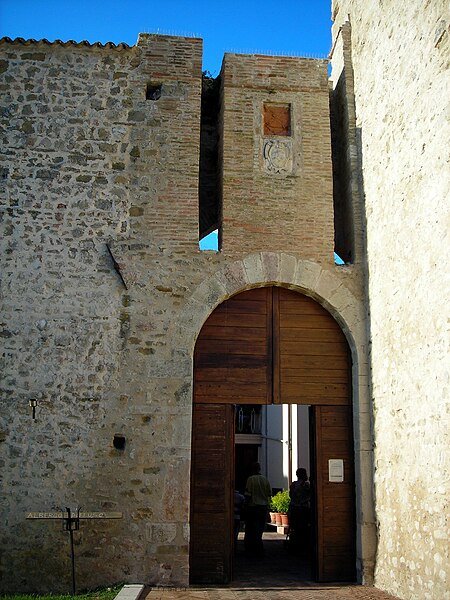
[328,459,344,482]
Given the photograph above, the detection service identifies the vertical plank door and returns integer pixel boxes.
[189,403,234,583]
[313,405,356,582]
[192,286,356,583]
[274,286,350,406]
[194,287,272,405]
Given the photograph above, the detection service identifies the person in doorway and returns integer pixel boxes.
[288,467,311,555]
[244,462,272,557]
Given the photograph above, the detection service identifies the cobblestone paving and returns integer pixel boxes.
[144,534,400,600]
[144,586,401,600]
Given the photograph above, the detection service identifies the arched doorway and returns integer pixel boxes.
[189,286,356,584]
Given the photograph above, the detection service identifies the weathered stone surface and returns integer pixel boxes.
[0,31,376,593]
[331,2,449,599]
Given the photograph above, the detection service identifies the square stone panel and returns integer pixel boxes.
[263,103,291,136]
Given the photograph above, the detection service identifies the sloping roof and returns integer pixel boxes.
[0,36,131,50]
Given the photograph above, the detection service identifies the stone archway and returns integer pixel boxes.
[190,286,357,583]
[175,253,375,585]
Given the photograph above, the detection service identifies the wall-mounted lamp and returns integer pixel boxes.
[29,399,37,420]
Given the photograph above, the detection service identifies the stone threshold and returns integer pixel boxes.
[113,584,146,600]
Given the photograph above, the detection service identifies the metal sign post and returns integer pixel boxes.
[26,509,123,594]
[64,507,80,595]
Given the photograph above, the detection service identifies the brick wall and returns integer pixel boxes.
[220,54,335,262]
[127,34,202,252]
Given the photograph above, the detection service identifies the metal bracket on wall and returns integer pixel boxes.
[106,243,128,290]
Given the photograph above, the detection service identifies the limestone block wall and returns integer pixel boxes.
[220,55,334,262]
[331,2,450,599]
[0,38,134,591]
[1,33,371,592]
[0,33,206,592]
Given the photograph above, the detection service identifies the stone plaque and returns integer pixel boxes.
[263,103,291,136]
[26,511,122,519]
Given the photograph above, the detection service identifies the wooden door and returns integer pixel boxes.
[274,287,350,405]
[189,403,234,583]
[191,286,356,583]
[312,405,356,581]
[194,287,273,405]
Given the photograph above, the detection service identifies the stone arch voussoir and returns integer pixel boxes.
[177,252,365,359]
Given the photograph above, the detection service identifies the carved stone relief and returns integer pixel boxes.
[263,139,293,175]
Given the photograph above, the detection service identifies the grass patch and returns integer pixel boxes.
[0,584,122,600]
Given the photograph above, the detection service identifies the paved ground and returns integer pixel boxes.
[143,533,400,600]
[144,589,400,600]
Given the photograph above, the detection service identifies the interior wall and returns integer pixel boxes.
[264,405,287,490]
[297,405,311,476]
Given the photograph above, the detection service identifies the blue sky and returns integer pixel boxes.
[0,0,332,75]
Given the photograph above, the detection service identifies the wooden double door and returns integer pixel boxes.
[190,287,356,583]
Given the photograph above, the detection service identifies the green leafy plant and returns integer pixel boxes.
[271,489,290,514]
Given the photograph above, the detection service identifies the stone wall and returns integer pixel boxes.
[0,33,206,591]
[0,33,372,592]
[0,38,134,591]
[331,2,449,599]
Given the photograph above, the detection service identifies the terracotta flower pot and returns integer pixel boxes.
[280,513,289,526]
[275,512,282,526]
[269,511,277,524]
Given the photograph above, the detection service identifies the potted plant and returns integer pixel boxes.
[271,490,290,526]
[269,496,277,524]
